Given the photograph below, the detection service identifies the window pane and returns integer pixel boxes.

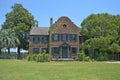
[33,36,39,43]
[72,47,77,54]
[70,34,77,41]
[52,47,59,54]
[62,34,67,41]
[42,37,48,43]
[52,34,59,41]
[42,48,48,53]
[33,48,39,54]
[54,34,58,40]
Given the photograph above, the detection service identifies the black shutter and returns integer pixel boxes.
[42,37,44,43]
[46,36,48,43]
[61,34,63,41]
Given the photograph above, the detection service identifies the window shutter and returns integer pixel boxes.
[42,37,44,43]
[58,34,59,41]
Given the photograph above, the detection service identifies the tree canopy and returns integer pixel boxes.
[81,13,120,59]
[0,29,20,54]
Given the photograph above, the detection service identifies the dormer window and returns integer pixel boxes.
[63,24,67,28]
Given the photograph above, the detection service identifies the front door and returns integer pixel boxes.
[62,47,68,58]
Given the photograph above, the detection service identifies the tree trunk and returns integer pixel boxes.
[8,48,10,54]
[17,47,21,59]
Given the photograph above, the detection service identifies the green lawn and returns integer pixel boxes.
[0,60,120,80]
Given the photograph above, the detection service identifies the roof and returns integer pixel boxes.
[30,27,49,35]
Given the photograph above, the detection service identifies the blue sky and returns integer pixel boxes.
[0,0,120,29]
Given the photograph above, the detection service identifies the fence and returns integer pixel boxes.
[0,54,28,59]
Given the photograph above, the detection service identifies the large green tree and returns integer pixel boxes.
[81,13,120,59]
[2,3,35,59]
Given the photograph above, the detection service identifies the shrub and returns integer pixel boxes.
[43,53,51,62]
[31,54,37,61]
[96,52,108,61]
[28,53,51,62]
[77,51,86,61]
[27,54,38,61]
[84,56,91,61]
[36,53,51,62]
[27,54,32,61]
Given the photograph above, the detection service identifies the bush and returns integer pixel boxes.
[96,52,108,61]
[28,50,51,62]
[77,51,86,61]
[36,53,51,62]
[32,54,37,61]
[77,51,92,61]
[27,54,32,61]
[84,56,91,61]
[27,54,38,61]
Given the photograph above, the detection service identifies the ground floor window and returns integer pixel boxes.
[33,48,39,54]
[42,48,48,53]
[71,47,77,54]
[52,47,59,54]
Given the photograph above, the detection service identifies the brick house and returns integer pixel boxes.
[29,16,83,59]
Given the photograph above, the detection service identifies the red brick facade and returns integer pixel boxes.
[29,16,80,59]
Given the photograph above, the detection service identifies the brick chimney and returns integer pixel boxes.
[50,17,53,26]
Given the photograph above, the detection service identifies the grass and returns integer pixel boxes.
[0,60,120,80]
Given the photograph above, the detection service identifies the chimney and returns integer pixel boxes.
[50,17,53,26]
[34,20,38,27]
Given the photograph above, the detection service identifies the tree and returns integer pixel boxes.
[2,3,35,59]
[81,13,119,38]
[0,30,3,54]
[0,29,20,54]
[81,13,120,60]
[81,37,110,58]
[109,43,120,60]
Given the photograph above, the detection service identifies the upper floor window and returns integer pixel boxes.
[70,34,77,41]
[33,36,40,43]
[52,34,59,41]
[61,34,68,41]
[33,48,39,54]
[42,36,48,43]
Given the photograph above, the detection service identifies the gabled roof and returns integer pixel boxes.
[30,27,49,35]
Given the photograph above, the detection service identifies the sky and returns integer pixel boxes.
[0,0,120,29]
